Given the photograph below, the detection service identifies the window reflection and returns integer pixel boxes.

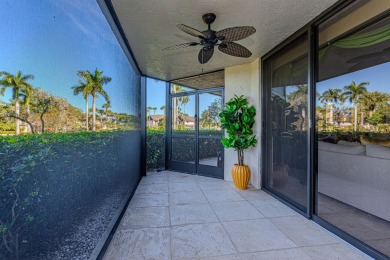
[0,1,141,258]
[317,10,390,257]
[265,34,308,211]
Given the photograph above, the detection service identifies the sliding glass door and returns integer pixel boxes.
[316,4,390,258]
[263,34,309,213]
[263,1,390,258]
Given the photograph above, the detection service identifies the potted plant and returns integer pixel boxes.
[219,95,257,189]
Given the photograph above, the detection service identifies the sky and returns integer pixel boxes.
[317,62,390,106]
[147,78,221,117]
[0,0,139,115]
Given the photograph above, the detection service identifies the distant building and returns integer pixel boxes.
[178,115,195,129]
[147,114,165,127]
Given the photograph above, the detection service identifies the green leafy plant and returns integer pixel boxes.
[219,95,257,166]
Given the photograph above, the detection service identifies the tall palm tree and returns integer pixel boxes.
[318,88,343,126]
[152,107,157,115]
[72,82,90,131]
[179,95,189,114]
[147,106,152,117]
[0,71,34,135]
[102,102,111,125]
[288,85,308,130]
[160,105,166,115]
[76,68,111,131]
[342,81,368,132]
[21,84,34,132]
[361,91,390,117]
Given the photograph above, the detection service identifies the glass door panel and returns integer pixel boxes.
[264,34,309,212]
[171,95,196,134]
[169,88,224,178]
[198,91,223,178]
[170,94,196,172]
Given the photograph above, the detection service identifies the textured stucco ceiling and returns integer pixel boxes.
[109,0,338,81]
[172,70,224,90]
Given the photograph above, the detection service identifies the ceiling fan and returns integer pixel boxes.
[163,13,256,64]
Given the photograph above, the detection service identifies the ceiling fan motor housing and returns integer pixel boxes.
[202,13,216,25]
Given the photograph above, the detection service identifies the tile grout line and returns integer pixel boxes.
[168,172,173,260]
[199,179,242,258]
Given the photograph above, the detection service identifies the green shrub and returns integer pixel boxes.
[146,129,222,171]
[0,130,139,259]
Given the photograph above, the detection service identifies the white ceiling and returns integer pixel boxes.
[110,0,338,81]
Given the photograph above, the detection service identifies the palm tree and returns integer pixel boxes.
[72,82,90,131]
[318,88,343,126]
[288,85,308,130]
[21,84,34,132]
[102,102,111,125]
[342,81,368,132]
[361,91,390,117]
[147,106,152,117]
[179,95,189,114]
[0,71,34,135]
[172,84,184,129]
[160,105,166,115]
[97,109,104,126]
[76,68,111,131]
[152,107,157,115]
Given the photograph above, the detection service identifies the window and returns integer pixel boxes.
[263,34,309,211]
[0,1,141,258]
[316,2,390,257]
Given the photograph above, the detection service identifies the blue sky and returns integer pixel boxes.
[0,0,138,115]
[317,62,390,106]
[2,1,387,115]
[147,78,221,116]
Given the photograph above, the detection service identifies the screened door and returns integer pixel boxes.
[168,88,224,178]
[263,33,309,212]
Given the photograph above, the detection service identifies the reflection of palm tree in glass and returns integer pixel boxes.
[343,81,368,132]
[287,85,307,130]
[361,91,390,117]
[319,88,343,126]
[21,83,34,133]
[102,102,111,126]
[97,109,104,126]
[72,82,90,131]
[76,68,111,131]
[0,71,34,135]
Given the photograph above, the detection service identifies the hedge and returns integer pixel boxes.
[146,129,222,171]
[0,130,140,259]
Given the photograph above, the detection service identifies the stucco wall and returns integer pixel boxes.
[224,59,262,188]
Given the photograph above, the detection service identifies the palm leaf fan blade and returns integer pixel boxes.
[198,47,214,64]
[218,42,252,58]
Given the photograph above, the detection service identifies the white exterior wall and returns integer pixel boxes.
[224,59,262,189]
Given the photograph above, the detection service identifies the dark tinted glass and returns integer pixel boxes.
[317,4,390,257]
[264,34,308,211]
[0,1,141,258]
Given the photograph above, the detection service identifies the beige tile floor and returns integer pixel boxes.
[103,171,371,260]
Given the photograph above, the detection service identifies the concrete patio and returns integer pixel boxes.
[103,171,371,259]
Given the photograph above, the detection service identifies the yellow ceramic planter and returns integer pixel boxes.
[232,164,250,190]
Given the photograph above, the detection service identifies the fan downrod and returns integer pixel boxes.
[202,13,216,25]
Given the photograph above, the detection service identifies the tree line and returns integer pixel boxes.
[0,69,136,135]
[318,81,390,131]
